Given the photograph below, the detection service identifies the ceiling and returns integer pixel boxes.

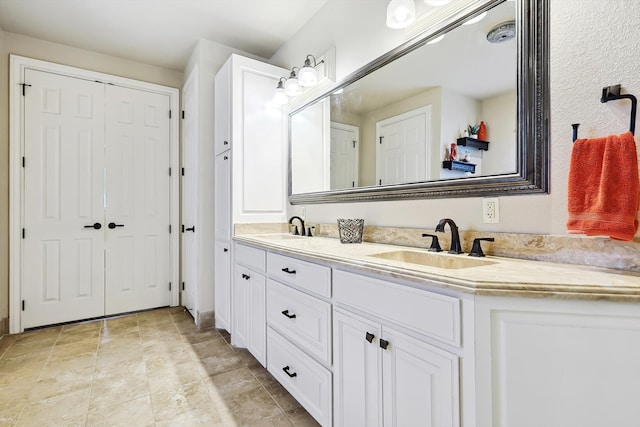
[0,0,329,71]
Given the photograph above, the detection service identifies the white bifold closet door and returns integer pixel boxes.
[22,69,171,328]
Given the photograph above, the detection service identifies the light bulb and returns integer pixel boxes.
[285,77,301,97]
[272,79,288,105]
[386,0,416,29]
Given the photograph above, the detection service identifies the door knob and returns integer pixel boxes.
[83,222,102,230]
[108,222,124,229]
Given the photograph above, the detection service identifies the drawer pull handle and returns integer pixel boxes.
[282,366,297,378]
[281,267,297,274]
[281,310,297,319]
[379,339,389,350]
[242,273,250,280]
[365,332,375,343]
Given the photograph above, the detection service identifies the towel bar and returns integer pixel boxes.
[572,84,637,142]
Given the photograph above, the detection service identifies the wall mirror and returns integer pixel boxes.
[289,0,548,204]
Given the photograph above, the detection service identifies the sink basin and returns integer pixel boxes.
[256,234,305,241]
[368,250,496,269]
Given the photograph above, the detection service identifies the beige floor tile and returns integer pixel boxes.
[50,338,99,359]
[284,407,321,427]
[87,395,155,427]
[182,329,223,345]
[265,382,301,413]
[56,328,101,345]
[0,405,25,426]
[150,380,214,422]
[17,388,90,427]
[207,367,262,400]
[0,384,31,424]
[191,336,233,359]
[146,359,203,394]
[155,407,226,427]
[39,351,96,380]
[89,370,150,411]
[61,320,103,335]
[28,366,94,402]
[198,350,247,377]
[226,387,284,426]
[1,339,54,358]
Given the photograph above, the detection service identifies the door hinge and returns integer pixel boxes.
[22,228,25,239]
[181,167,185,176]
[182,110,185,119]
[352,181,355,187]
[169,282,172,291]
[169,167,171,176]
[22,300,25,311]
[182,282,185,291]
[379,179,382,185]
[22,157,25,168]
[169,110,172,119]
[20,83,32,96]
[169,224,172,234]
[379,136,383,145]
[353,140,356,149]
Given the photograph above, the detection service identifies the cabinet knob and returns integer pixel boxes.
[281,309,297,319]
[281,267,296,275]
[379,339,389,350]
[282,366,297,378]
[365,332,375,343]
[223,140,229,145]
[223,248,228,252]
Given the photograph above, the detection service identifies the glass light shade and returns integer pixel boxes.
[272,86,288,105]
[284,77,301,96]
[298,66,318,87]
[386,0,416,29]
[426,33,445,44]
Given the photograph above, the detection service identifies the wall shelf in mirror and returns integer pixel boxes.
[456,137,489,151]
[443,160,476,173]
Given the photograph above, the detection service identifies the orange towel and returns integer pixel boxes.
[567,131,640,241]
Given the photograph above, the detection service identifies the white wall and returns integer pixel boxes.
[272,0,640,239]
[480,90,517,176]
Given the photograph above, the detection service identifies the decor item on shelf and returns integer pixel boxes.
[386,0,416,29]
[337,218,365,243]
[478,121,487,140]
[468,124,479,139]
[449,142,458,160]
[461,151,470,162]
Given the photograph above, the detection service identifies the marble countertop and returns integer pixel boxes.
[234,233,640,301]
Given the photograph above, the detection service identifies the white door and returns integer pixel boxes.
[22,69,106,328]
[104,85,172,315]
[376,107,430,186]
[181,67,199,317]
[330,122,359,190]
[333,309,382,427]
[214,152,231,329]
[382,326,459,427]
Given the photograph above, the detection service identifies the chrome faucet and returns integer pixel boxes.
[435,218,463,254]
[288,216,306,236]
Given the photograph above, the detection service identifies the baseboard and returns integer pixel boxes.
[0,317,8,337]
[196,311,214,330]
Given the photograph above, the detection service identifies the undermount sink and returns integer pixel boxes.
[256,234,305,241]
[368,250,497,270]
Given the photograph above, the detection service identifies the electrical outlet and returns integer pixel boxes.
[482,198,500,224]
[299,206,306,220]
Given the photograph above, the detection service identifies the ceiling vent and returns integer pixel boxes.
[486,20,516,43]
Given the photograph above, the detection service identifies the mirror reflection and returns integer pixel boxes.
[291,0,517,195]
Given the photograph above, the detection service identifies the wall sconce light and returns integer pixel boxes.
[386,0,416,29]
[299,55,325,87]
[284,67,301,96]
[273,77,288,105]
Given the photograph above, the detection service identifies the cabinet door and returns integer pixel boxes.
[214,152,231,241]
[333,309,382,427]
[214,240,230,331]
[214,61,231,156]
[382,327,459,427]
[246,271,267,367]
[232,265,249,348]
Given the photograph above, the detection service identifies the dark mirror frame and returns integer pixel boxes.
[288,0,549,204]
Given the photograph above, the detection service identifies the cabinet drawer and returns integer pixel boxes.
[334,270,461,347]
[267,328,332,427]
[267,280,331,366]
[235,243,266,272]
[267,253,331,297]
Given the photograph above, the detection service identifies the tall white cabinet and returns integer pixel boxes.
[213,54,288,333]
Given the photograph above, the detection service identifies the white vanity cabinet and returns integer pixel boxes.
[333,270,461,427]
[213,54,288,332]
[265,252,333,427]
[233,243,267,366]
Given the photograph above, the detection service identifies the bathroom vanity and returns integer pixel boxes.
[231,232,640,427]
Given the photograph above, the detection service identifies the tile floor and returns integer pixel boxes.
[0,307,320,426]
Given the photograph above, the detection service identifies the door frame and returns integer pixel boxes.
[9,55,180,333]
